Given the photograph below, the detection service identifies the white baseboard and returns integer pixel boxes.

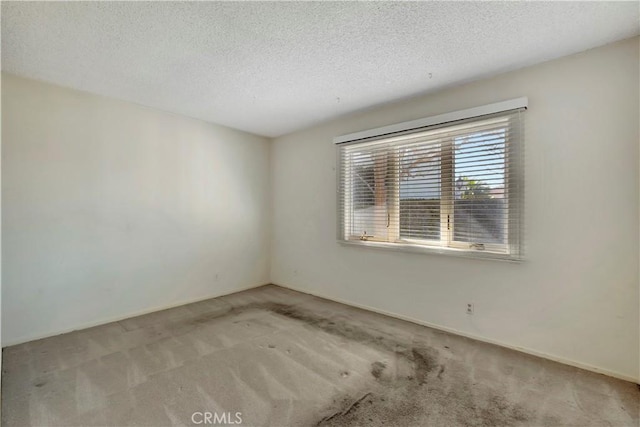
[2,282,268,348]
[7,281,638,384]
[272,282,640,384]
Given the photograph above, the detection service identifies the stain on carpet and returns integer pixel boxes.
[370,361,386,380]
[168,301,557,427]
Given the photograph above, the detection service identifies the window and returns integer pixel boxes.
[336,99,526,260]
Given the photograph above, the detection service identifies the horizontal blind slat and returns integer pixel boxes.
[338,108,524,259]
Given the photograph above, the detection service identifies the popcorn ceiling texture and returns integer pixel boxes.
[1,1,639,137]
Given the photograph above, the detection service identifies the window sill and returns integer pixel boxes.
[338,239,522,262]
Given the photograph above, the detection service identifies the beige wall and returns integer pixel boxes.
[270,37,640,381]
[2,74,271,345]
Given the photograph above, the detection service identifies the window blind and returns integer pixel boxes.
[336,100,526,260]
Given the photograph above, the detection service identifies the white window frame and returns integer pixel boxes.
[335,98,527,261]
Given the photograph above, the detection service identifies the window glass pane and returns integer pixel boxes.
[453,130,507,245]
[350,149,389,238]
[399,144,441,240]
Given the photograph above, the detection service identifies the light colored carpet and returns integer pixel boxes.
[2,285,639,426]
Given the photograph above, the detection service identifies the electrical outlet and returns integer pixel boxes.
[466,303,474,315]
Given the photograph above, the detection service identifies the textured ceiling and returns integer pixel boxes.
[2,2,639,137]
